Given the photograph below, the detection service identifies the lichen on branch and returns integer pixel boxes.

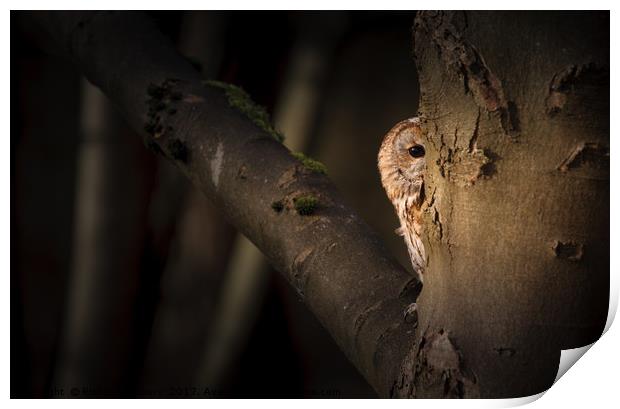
[203,80,285,142]
[292,152,328,174]
[293,195,319,216]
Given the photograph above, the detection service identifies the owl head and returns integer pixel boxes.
[377,118,426,205]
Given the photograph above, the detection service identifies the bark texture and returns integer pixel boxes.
[29,11,422,397]
[395,11,609,398]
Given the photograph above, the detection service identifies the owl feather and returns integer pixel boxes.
[377,117,426,278]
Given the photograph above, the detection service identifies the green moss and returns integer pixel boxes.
[168,139,188,163]
[203,80,284,142]
[144,122,156,134]
[142,136,163,155]
[292,152,327,174]
[147,83,165,99]
[271,200,284,213]
[145,82,172,137]
[293,195,318,216]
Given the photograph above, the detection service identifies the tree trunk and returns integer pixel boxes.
[397,11,609,398]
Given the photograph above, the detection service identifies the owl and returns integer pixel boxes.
[377,117,426,277]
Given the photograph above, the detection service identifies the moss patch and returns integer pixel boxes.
[144,79,192,162]
[143,136,163,155]
[271,200,284,213]
[147,83,166,99]
[168,139,188,163]
[204,80,284,142]
[293,195,318,216]
[144,79,181,139]
[292,152,327,174]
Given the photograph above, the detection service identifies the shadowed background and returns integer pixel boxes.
[11,11,419,398]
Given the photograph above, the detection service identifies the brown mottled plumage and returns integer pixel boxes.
[377,118,426,277]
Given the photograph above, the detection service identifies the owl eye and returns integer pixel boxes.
[408,145,425,158]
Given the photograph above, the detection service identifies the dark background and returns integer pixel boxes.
[11,11,420,398]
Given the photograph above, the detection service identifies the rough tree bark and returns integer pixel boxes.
[28,11,609,398]
[398,11,609,398]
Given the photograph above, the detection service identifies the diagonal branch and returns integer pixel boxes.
[29,11,422,397]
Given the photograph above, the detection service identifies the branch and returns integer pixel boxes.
[29,11,422,397]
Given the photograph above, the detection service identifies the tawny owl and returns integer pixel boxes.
[377,117,426,277]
